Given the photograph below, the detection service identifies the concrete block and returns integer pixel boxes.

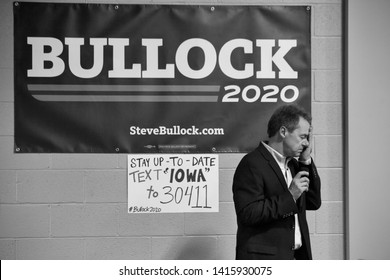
[312,103,342,135]
[17,238,85,260]
[152,236,217,260]
[317,168,343,201]
[185,202,237,235]
[316,202,343,234]
[51,154,119,169]
[118,155,128,169]
[306,210,316,233]
[85,170,127,203]
[311,234,344,260]
[219,169,234,202]
[314,70,342,102]
[0,170,16,203]
[119,204,184,236]
[217,235,235,260]
[86,237,151,259]
[17,170,84,203]
[0,137,51,170]
[219,154,245,169]
[0,103,13,136]
[315,135,343,168]
[314,4,342,36]
[0,239,16,260]
[0,1,13,68]
[51,204,118,237]
[0,205,50,238]
[0,0,12,30]
[312,37,342,70]
[0,68,13,102]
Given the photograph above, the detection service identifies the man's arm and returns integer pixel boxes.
[297,125,321,210]
[301,160,321,210]
[233,157,298,226]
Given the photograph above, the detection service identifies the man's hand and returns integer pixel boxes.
[299,126,313,162]
[289,171,310,201]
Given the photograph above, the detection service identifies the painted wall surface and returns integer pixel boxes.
[347,0,390,260]
[0,0,343,260]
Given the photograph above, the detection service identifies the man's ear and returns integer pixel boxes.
[279,126,287,138]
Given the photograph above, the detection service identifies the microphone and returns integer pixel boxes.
[299,165,310,209]
[300,165,309,176]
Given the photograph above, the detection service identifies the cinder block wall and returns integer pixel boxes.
[0,0,343,260]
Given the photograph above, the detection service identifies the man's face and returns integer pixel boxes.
[282,117,310,158]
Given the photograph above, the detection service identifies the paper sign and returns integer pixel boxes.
[128,154,219,213]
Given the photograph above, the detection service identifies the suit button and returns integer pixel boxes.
[291,245,295,251]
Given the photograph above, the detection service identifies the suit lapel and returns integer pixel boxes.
[258,142,289,191]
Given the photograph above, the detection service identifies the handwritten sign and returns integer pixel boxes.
[128,154,219,213]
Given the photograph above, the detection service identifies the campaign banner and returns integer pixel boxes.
[128,154,218,213]
[14,2,311,153]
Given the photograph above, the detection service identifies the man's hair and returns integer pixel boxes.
[267,105,312,138]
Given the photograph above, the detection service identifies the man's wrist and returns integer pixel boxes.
[299,157,312,165]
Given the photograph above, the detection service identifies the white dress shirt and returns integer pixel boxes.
[262,142,302,250]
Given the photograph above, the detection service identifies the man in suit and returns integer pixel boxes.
[233,105,321,260]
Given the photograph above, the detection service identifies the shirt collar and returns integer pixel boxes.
[262,141,291,169]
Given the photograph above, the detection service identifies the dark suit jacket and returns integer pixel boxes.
[233,142,321,260]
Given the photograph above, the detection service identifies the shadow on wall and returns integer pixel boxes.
[161,238,216,260]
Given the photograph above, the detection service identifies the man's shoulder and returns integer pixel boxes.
[241,143,268,164]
